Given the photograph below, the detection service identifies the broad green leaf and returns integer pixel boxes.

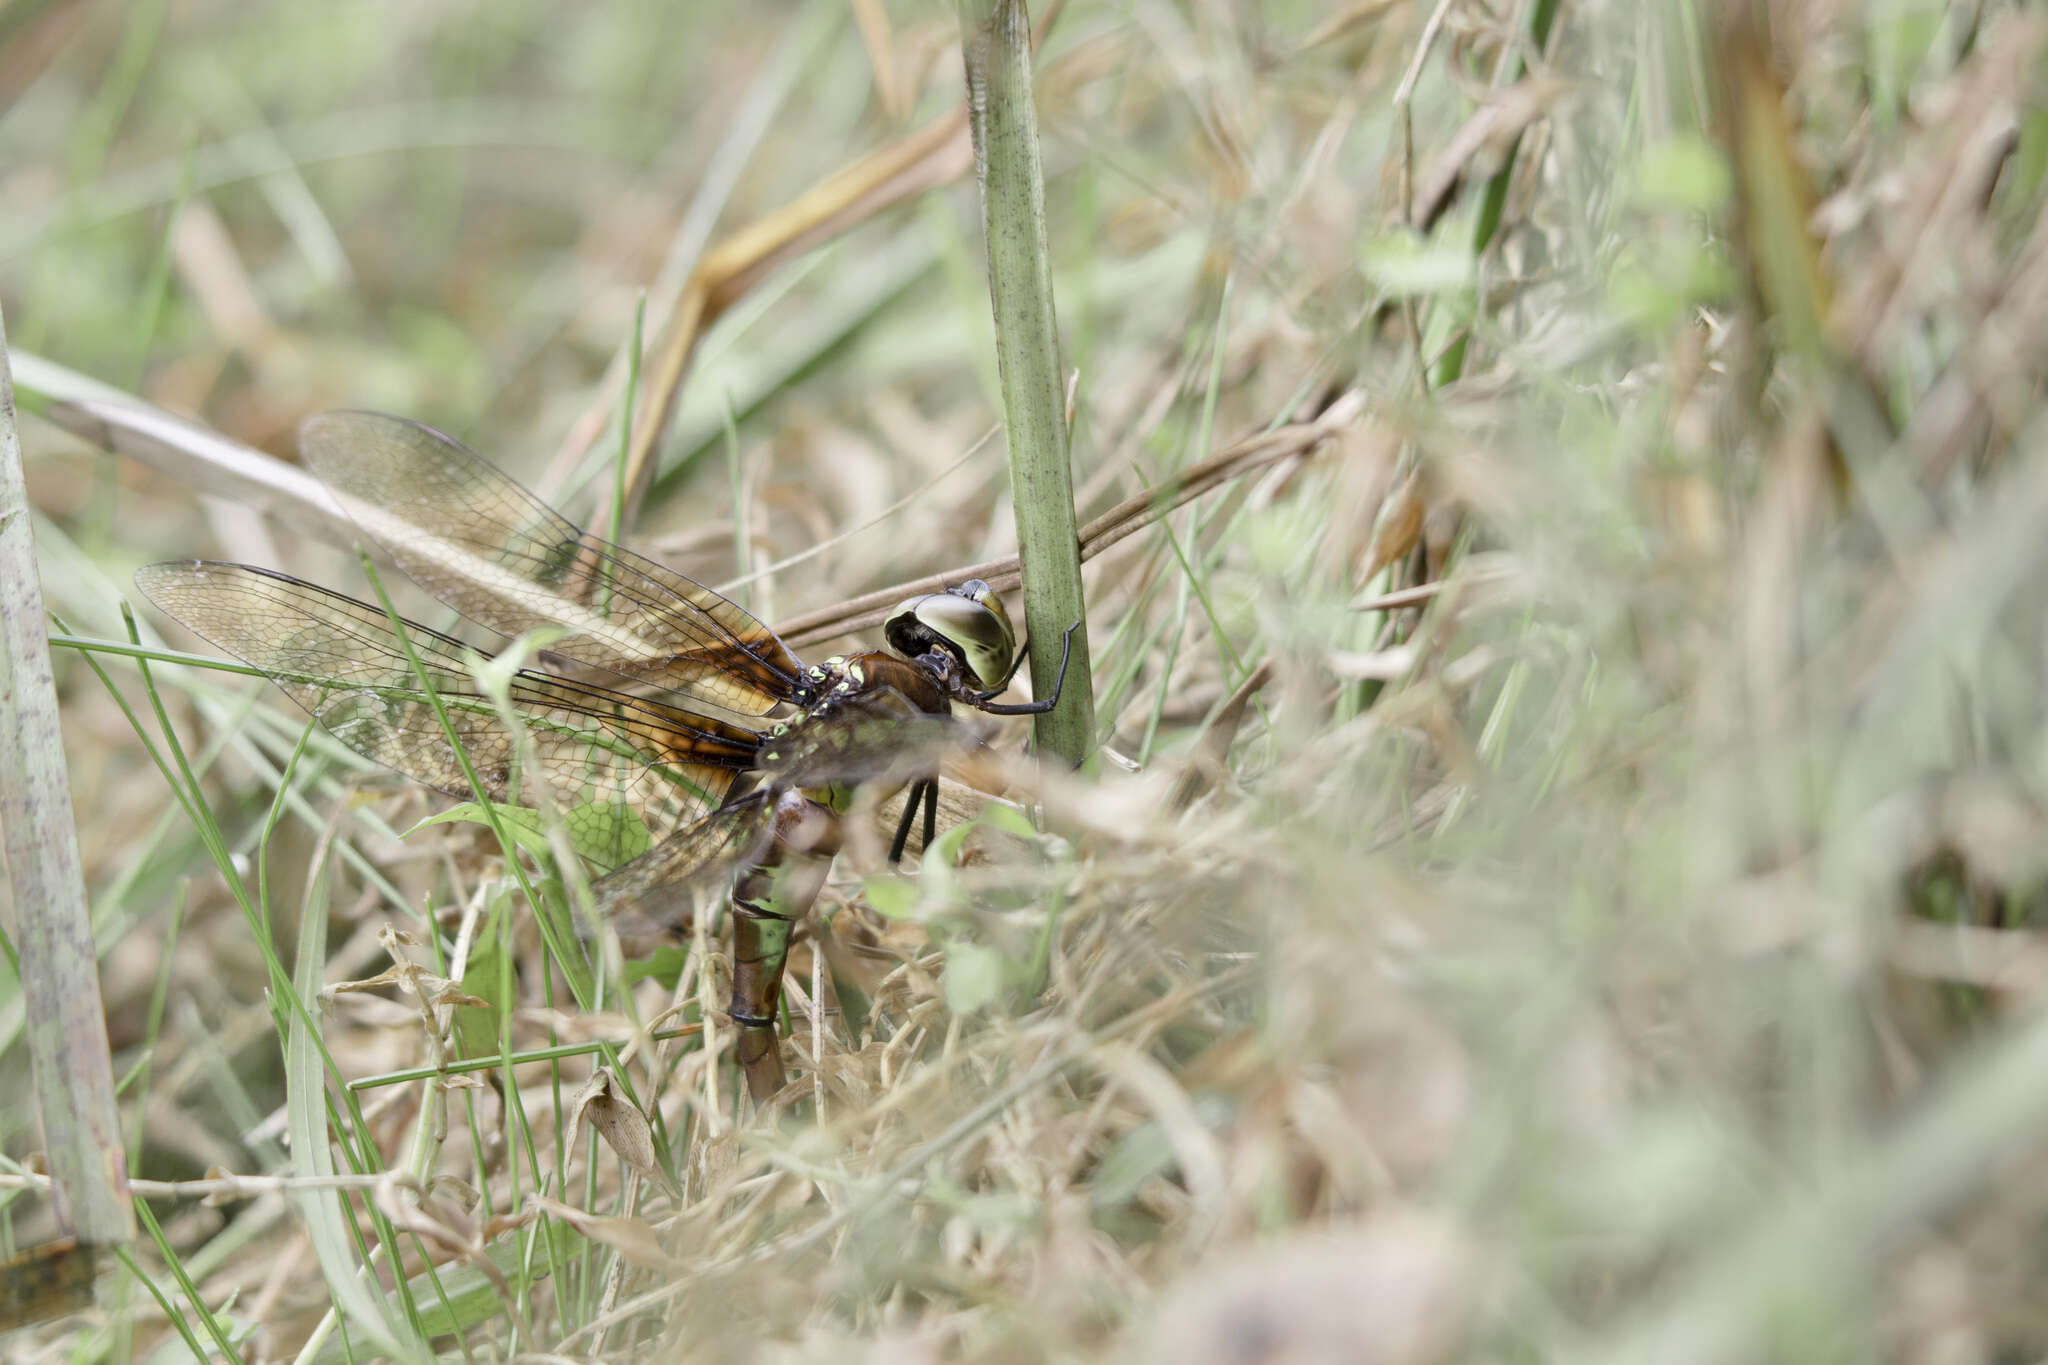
[863,874,922,921]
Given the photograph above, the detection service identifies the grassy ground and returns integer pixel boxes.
[5,0,2048,1360]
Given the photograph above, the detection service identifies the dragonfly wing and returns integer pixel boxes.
[592,695,993,931]
[590,792,781,932]
[136,561,762,856]
[299,410,801,715]
[755,694,980,793]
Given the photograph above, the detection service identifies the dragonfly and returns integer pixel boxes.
[136,411,1074,1102]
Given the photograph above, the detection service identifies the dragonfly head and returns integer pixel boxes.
[884,579,1017,693]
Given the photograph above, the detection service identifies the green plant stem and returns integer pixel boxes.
[1433,0,1563,389]
[958,0,1095,764]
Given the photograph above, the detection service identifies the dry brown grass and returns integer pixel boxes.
[6,1,2048,1361]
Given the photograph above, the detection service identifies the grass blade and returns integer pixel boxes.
[0,298,132,1308]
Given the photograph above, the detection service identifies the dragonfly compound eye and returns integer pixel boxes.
[884,580,1016,691]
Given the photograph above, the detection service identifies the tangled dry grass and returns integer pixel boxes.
[6,1,2048,1361]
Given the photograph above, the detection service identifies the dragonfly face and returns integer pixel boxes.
[137,410,1071,1105]
[883,580,1019,694]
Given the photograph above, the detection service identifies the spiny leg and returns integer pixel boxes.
[728,790,840,1104]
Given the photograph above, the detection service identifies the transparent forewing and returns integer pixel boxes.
[137,562,762,847]
[589,793,781,930]
[299,411,801,715]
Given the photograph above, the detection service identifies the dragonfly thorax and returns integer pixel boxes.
[787,654,864,712]
[787,652,949,718]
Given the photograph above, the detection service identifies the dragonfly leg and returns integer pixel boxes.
[887,777,939,864]
[728,789,840,1103]
[973,621,1080,716]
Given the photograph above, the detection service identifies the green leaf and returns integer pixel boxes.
[1867,8,1943,123]
[527,874,593,1001]
[302,1229,580,1365]
[409,800,653,872]
[1357,228,1475,296]
[621,942,692,989]
[1607,238,1736,332]
[863,874,922,921]
[562,800,654,870]
[942,941,1005,1015]
[288,858,432,1362]
[975,801,1036,839]
[1628,134,1732,214]
[2006,107,2048,210]
[929,817,977,865]
[1088,1120,1175,1210]
[464,626,569,702]
[412,803,555,861]
[451,889,514,1063]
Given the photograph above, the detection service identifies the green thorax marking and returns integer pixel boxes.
[793,654,867,711]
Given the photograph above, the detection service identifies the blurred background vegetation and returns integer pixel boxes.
[6,0,2048,1360]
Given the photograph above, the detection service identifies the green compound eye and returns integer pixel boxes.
[882,580,1016,691]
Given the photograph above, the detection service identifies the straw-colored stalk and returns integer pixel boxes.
[0,301,133,1264]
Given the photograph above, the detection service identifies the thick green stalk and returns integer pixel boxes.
[958,0,1095,764]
